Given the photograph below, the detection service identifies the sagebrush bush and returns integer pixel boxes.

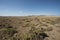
[0,27,18,40]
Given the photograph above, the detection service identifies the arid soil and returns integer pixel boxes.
[0,16,60,40]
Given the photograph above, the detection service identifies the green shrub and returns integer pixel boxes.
[0,27,18,40]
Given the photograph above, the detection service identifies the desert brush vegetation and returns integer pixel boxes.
[0,16,60,40]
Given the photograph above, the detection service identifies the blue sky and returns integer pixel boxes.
[0,0,60,16]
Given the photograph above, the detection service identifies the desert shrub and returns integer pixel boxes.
[0,26,18,40]
[55,17,60,23]
[46,27,53,31]
[27,27,49,40]
[41,26,53,32]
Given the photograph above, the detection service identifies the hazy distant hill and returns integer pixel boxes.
[0,16,60,40]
